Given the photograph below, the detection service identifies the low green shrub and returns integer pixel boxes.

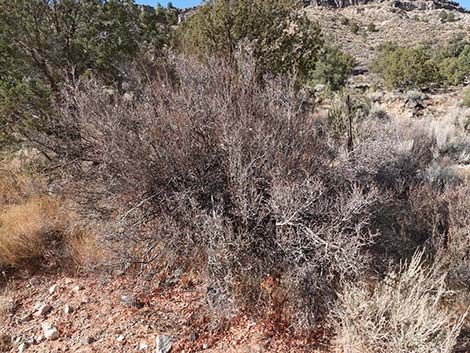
[439,10,457,23]
[367,22,377,32]
[371,43,440,89]
[350,22,359,34]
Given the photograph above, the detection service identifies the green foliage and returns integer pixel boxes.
[371,43,440,89]
[310,46,354,91]
[349,22,359,34]
[373,36,470,89]
[176,0,352,89]
[439,10,457,23]
[367,22,377,32]
[435,36,470,85]
[0,0,175,147]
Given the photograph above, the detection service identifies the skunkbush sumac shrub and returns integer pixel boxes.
[29,54,467,330]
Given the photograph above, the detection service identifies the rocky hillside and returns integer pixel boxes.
[307,0,468,12]
[304,0,470,66]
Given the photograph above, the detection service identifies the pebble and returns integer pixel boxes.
[41,322,59,340]
[64,304,74,314]
[35,304,52,316]
[156,335,172,353]
[138,342,148,350]
[18,342,29,352]
[20,313,33,323]
[48,285,57,294]
[80,335,95,345]
[73,285,84,292]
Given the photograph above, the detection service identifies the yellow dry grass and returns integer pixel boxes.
[0,158,96,270]
[0,196,65,266]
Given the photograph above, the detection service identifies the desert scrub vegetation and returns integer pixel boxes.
[15,52,467,339]
[175,0,353,89]
[439,10,457,23]
[0,0,178,144]
[334,251,466,353]
[372,37,470,89]
[1,0,469,350]
[371,42,440,89]
[428,105,470,165]
[349,21,359,34]
[463,88,470,107]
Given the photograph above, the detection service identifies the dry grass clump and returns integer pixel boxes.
[334,251,466,353]
[0,162,94,271]
[428,105,470,164]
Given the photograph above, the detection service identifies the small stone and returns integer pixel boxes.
[156,335,172,353]
[18,342,29,352]
[117,335,125,343]
[72,285,84,292]
[35,304,52,316]
[64,304,74,314]
[80,336,95,345]
[41,323,59,340]
[138,342,148,350]
[189,332,198,342]
[48,285,57,294]
[120,295,143,308]
[25,338,35,345]
[20,313,33,323]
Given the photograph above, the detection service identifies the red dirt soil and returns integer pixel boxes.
[0,271,331,352]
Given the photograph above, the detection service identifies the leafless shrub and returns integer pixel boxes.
[24,54,467,330]
[334,251,466,353]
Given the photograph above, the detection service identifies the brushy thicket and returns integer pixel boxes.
[1,0,469,349]
[22,54,469,337]
[372,36,470,89]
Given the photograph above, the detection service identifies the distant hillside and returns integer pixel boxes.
[307,0,468,12]
[304,0,470,67]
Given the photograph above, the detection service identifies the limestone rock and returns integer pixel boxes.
[41,323,59,340]
[156,335,172,353]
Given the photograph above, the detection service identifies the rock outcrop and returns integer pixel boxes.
[307,0,469,12]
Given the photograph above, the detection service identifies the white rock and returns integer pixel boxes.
[138,342,148,351]
[48,285,57,294]
[18,342,29,352]
[64,304,73,314]
[72,285,84,292]
[80,335,95,345]
[41,323,59,340]
[20,313,33,322]
[156,335,172,353]
[35,304,52,316]
[117,335,125,342]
